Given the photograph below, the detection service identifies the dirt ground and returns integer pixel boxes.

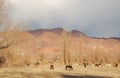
[0,64,119,78]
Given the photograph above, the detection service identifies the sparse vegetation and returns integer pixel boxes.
[0,64,119,78]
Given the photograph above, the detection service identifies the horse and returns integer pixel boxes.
[65,65,73,71]
[95,63,101,67]
[50,65,54,70]
[83,63,88,68]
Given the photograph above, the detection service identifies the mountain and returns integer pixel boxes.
[110,37,120,41]
[29,28,64,36]
[29,28,120,63]
[0,28,120,67]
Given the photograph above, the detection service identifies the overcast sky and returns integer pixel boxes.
[10,0,120,37]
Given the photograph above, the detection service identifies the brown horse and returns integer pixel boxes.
[83,63,88,68]
[113,64,118,67]
[50,65,54,70]
[95,63,101,67]
[65,65,73,71]
[27,63,30,67]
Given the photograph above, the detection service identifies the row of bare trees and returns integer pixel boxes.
[62,29,72,65]
[62,30,120,66]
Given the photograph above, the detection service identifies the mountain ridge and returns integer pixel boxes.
[29,28,120,40]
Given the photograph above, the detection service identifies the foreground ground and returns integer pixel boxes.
[0,64,119,78]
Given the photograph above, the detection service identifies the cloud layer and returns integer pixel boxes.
[10,0,120,37]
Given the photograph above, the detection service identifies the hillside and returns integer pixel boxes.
[0,28,120,67]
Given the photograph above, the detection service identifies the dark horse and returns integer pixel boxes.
[50,65,54,70]
[83,63,88,68]
[65,65,73,71]
[113,64,118,67]
[95,63,101,67]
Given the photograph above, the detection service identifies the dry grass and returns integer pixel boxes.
[0,64,119,78]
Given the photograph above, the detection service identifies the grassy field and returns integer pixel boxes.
[0,64,119,78]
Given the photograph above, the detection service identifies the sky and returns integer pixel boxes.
[9,0,120,37]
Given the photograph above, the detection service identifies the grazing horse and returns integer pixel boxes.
[65,65,73,71]
[83,63,88,68]
[50,65,54,70]
[113,64,118,67]
[95,63,101,67]
[35,62,40,65]
[27,63,30,67]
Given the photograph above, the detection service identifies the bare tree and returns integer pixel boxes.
[62,29,72,65]
[63,29,67,65]
[0,0,31,67]
[78,38,83,65]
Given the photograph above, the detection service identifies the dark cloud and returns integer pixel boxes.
[10,0,120,37]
